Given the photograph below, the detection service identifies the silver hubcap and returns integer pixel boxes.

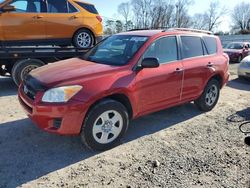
[20,65,39,81]
[77,32,92,48]
[205,85,218,106]
[92,110,123,144]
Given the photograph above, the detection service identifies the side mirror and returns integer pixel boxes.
[1,5,16,12]
[141,58,160,69]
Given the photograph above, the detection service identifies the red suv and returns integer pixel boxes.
[18,29,229,151]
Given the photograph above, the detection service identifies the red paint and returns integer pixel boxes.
[18,30,230,135]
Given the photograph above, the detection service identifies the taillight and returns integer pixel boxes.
[96,15,102,22]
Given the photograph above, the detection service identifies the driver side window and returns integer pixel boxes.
[143,36,178,64]
[10,0,43,13]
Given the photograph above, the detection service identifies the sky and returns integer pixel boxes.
[86,0,246,32]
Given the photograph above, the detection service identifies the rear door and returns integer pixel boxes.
[0,0,46,42]
[180,35,217,101]
[43,0,82,41]
[135,36,184,114]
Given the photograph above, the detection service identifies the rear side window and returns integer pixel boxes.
[47,0,68,13]
[76,2,98,14]
[68,3,78,13]
[181,36,203,59]
[143,36,178,64]
[203,36,217,54]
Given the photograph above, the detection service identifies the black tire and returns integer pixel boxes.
[194,79,220,112]
[73,29,94,49]
[11,59,44,86]
[81,99,129,151]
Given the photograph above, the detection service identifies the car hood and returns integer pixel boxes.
[223,49,242,53]
[30,58,121,87]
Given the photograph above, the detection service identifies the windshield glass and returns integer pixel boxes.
[82,35,148,66]
[226,43,243,50]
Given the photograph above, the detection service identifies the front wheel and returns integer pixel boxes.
[195,79,220,112]
[73,29,94,49]
[81,99,129,151]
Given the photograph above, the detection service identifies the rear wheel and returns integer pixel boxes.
[81,99,129,151]
[11,59,44,86]
[73,29,94,49]
[195,79,220,112]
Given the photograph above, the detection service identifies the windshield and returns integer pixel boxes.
[82,35,148,66]
[226,43,243,50]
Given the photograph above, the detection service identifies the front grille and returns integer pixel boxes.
[22,74,47,100]
[23,84,36,100]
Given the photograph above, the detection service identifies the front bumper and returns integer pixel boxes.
[18,84,88,135]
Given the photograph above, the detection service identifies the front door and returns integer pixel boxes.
[0,0,46,44]
[135,36,183,114]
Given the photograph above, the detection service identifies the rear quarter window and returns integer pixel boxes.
[203,36,217,55]
[76,2,98,14]
[181,36,204,59]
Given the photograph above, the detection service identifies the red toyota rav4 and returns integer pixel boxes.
[18,29,229,151]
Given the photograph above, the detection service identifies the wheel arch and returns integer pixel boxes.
[208,73,223,88]
[86,93,134,120]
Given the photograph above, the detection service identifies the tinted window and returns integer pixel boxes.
[47,0,68,13]
[143,37,178,64]
[181,36,203,58]
[68,2,78,13]
[10,0,43,12]
[203,37,217,54]
[76,2,98,14]
[82,35,148,66]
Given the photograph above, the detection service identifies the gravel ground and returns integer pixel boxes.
[0,64,249,188]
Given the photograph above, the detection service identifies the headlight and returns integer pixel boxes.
[42,85,82,103]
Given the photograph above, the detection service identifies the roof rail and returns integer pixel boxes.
[128,27,170,32]
[169,28,213,35]
[128,28,150,31]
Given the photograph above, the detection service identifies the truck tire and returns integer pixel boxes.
[11,59,44,86]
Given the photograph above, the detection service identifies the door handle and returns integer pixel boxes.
[207,62,214,68]
[71,15,79,19]
[175,68,184,73]
[33,15,43,19]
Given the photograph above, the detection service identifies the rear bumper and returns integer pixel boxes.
[18,84,88,135]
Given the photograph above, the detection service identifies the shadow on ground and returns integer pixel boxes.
[227,107,250,123]
[0,77,17,97]
[0,103,202,188]
[227,78,250,91]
